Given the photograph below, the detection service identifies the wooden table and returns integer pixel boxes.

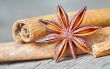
[0,55,110,69]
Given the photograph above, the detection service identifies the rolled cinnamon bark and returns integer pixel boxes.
[92,40,110,58]
[0,42,85,61]
[0,27,109,62]
[12,8,110,43]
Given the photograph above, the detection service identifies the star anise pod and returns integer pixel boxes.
[36,5,100,62]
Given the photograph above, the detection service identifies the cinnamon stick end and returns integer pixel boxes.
[92,40,110,58]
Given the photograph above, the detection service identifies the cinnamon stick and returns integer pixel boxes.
[12,8,110,43]
[0,42,85,61]
[92,40,110,58]
[0,27,109,62]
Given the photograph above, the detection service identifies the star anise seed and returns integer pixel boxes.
[36,4,100,62]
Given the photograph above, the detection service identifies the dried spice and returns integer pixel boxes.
[36,5,100,62]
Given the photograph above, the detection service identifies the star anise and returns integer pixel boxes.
[36,5,100,62]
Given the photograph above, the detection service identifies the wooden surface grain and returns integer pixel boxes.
[0,55,110,69]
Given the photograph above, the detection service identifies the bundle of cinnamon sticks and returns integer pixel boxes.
[0,8,110,62]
